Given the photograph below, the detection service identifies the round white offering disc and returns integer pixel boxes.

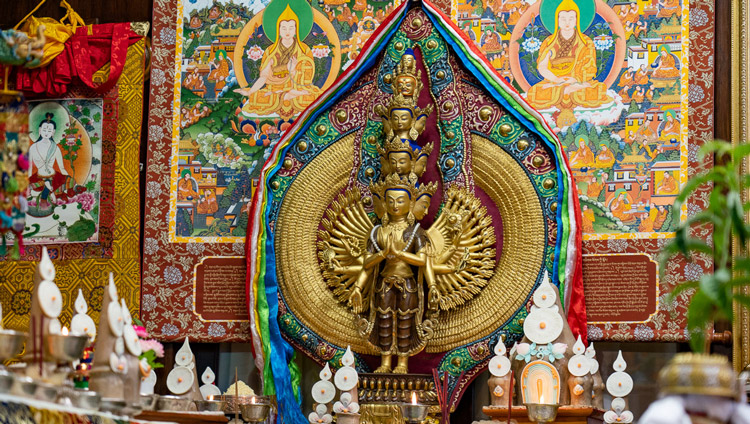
[533,282,557,308]
[123,324,142,356]
[589,358,600,375]
[71,314,97,342]
[114,337,125,356]
[202,367,216,385]
[167,366,195,395]
[48,318,62,335]
[489,355,511,377]
[611,397,626,414]
[144,369,157,385]
[120,299,132,326]
[523,309,563,344]
[334,367,358,391]
[39,280,63,318]
[606,372,633,397]
[200,384,222,400]
[110,352,128,374]
[568,355,589,377]
[311,380,336,404]
[108,302,124,337]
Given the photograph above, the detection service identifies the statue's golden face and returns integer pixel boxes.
[390,109,414,132]
[401,54,415,69]
[386,189,411,217]
[395,75,416,97]
[413,195,431,220]
[389,152,412,175]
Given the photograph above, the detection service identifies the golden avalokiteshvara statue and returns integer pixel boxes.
[318,50,498,374]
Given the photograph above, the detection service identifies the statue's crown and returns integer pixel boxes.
[379,137,419,158]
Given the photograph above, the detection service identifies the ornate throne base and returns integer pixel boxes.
[358,373,441,424]
[482,406,604,424]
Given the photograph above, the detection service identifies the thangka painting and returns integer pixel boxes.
[169,0,401,242]
[143,0,418,342]
[25,100,103,244]
[0,35,147,332]
[451,0,714,341]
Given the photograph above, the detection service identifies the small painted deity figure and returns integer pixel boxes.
[594,143,615,168]
[235,3,320,120]
[28,113,77,208]
[651,45,680,80]
[207,50,231,97]
[609,190,634,224]
[526,0,612,124]
[658,109,679,142]
[568,135,595,168]
[177,170,199,201]
[656,170,677,195]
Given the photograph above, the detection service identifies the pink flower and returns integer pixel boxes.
[133,325,149,338]
[140,339,165,358]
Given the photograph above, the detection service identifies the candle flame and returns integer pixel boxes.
[61,326,69,336]
[208,395,214,401]
[411,391,417,405]
[539,394,545,404]
[251,396,256,404]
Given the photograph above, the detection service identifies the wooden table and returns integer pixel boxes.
[483,405,605,423]
[135,410,228,424]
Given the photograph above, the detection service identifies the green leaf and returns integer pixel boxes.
[67,218,96,242]
[667,280,699,302]
[686,290,714,353]
[734,294,750,310]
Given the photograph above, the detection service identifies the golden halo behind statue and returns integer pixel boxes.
[275,134,546,354]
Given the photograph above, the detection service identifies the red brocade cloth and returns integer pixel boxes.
[15,23,141,97]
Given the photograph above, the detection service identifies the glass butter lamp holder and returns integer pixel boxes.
[400,392,429,424]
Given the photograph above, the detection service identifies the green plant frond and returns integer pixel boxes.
[666,280,699,302]
[660,238,713,261]
[731,142,750,163]
[733,294,750,310]
[687,290,714,353]
[699,140,732,157]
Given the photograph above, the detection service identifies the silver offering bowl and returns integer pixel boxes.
[157,395,193,411]
[35,382,59,402]
[525,403,560,423]
[240,402,271,423]
[399,402,429,424]
[0,370,14,394]
[43,333,89,362]
[0,330,26,362]
[140,393,158,411]
[99,398,127,415]
[195,399,226,412]
[71,389,102,410]
[11,376,37,397]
